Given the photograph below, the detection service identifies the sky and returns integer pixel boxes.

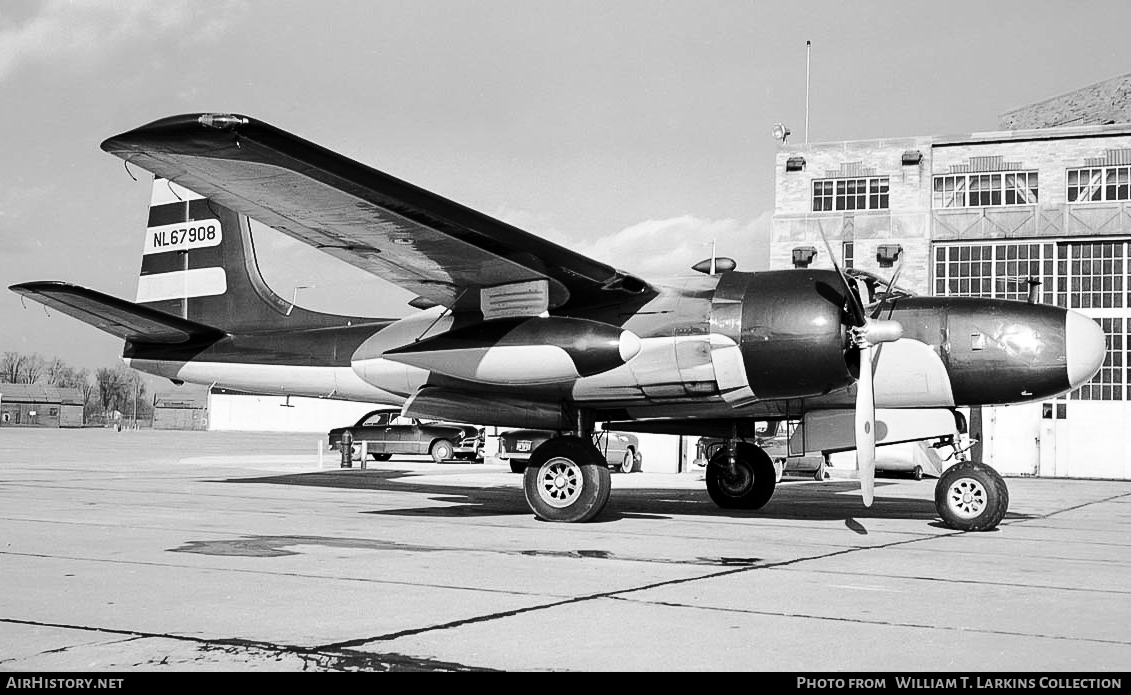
[4,0,1131,384]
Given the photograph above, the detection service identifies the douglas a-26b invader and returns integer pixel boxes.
[12,114,1107,531]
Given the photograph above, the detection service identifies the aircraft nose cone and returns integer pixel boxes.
[619,330,642,363]
[1065,311,1106,388]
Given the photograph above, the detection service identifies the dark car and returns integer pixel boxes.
[497,429,642,474]
[328,408,483,463]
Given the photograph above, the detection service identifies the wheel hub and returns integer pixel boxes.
[720,462,753,496]
[538,458,582,508]
[947,478,987,519]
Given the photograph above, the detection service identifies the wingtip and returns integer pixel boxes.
[100,113,255,155]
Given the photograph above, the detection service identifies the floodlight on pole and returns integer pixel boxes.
[771,123,791,143]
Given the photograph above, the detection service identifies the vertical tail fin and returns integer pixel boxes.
[138,178,346,332]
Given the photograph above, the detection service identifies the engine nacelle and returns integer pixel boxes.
[381,315,641,385]
[713,270,854,400]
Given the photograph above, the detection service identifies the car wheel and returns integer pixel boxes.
[430,439,455,463]
[619,450,636,474]
[912,464,923,481]
[350,443,362,462]
[509,458,526,474]
[934,461,1009,532]
[372,453,392,461]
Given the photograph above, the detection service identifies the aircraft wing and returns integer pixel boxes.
[101,114,653,314]
[10,281,225,344]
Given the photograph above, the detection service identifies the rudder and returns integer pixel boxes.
[138,177,346,333]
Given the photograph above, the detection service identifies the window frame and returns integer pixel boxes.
[811,176,890,212]
[1066,165,1131,203]
[932,170,1038,209]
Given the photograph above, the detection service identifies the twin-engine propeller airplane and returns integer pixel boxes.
[12,113,1107,531]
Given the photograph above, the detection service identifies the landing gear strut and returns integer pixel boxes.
[705,441,777,510]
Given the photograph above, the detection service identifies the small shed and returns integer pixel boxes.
[0,384,84,427]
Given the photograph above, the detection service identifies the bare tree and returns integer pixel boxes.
[95,367,127,416]
[45,357,70,385]
[21,354,45,384]
[1,352,25,383]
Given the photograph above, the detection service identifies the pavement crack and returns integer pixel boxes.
[318,531,954,650]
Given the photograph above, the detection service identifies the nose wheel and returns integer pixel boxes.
[934,461,1009,531]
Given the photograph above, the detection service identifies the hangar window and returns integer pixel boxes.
[933,242,1053,302]
[933,171,1038,208]
[812,177,889,212]
[1066,166,1131,203]
[1057,242,1125,309]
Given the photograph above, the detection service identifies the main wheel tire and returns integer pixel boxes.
[706,442,777,510]
[509,458,526,474]
[430,439,455,463]
[619,450,636,474]
[372,453,392,461]
[523,435,611,522]
[934,461,1009,531]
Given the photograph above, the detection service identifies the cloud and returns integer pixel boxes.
[493,206,773,278]
[0,0,238,81]
[570,213,773,277]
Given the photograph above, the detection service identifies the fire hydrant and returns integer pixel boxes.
[340,429,353,468]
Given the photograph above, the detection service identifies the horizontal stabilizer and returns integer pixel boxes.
[10,281,225,344]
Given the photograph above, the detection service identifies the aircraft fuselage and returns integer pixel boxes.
[125,268,1104,432]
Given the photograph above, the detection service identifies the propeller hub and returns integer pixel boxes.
[851,319,904,348]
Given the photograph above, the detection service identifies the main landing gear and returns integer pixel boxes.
[705,441,778,510]
[523,435,612,522]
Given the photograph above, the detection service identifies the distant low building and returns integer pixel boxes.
[0,385,84,427]
[152,390,209,430]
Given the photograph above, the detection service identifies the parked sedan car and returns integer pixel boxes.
[328,408,483,463]
[497,429,641,474]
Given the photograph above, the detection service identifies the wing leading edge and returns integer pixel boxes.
[101,113,653,314]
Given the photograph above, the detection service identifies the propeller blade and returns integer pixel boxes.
[816,228,867,327]
[870,259,905,319]
[856,343,876,507]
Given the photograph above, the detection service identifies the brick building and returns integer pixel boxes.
[0,384,84,427]
[770,78,1131,480]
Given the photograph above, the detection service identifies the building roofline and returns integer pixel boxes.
[933,122,1131,147]
[783,122,1131,152]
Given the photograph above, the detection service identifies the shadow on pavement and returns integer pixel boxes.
[217,466,1035,527]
